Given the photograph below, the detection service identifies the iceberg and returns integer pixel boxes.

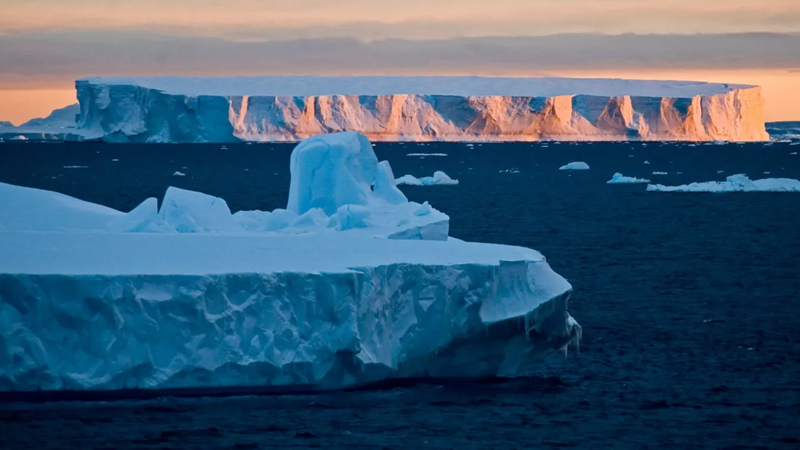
[559,162,590,170]
[0,104,83,142]
[396,171,459,186]
[607,173,651,184]
[3,76,770,143]
[647,174,800,192]
[0,132,579,394]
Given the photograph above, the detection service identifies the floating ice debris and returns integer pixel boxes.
[652,172,668,175]
[647,174,800,192]
[607,173,650,184]
[559,162,590,170]
[406,153,448,157]
[173,171,186,176]
[643,161,650,165]
[396,171,459,186]
[717,171,724,174]
[63,166,88,169]
[111,159,119,162]
[499,168,521,174]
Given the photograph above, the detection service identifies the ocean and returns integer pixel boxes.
[1,140,799,449]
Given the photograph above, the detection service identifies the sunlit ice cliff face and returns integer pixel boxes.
[73,76,768,143]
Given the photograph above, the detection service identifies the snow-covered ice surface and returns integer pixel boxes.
[3,76,768,143]
[559,162,590,170]
[0,132,578,393]
[607,173,651,184]
[396,171,459,186]
[647,174,800,192]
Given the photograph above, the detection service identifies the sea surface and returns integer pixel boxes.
[1,140,799,449]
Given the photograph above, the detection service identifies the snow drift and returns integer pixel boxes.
[0,131,579,394]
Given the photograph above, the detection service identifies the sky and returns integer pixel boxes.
[1,0,799,124]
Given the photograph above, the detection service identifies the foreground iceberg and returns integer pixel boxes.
[0,132,579,394]
[607,173,651,184]
[559,162,590,170]
[396,171,459,186]
[3,76,770,142]
[647,174,800,192]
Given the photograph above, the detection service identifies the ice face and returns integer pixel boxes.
[0,232,578,392]
[647,174,800,192]
[287,131,378,216]
[373,161,408,205]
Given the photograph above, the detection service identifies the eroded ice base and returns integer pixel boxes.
[0,231,577,392]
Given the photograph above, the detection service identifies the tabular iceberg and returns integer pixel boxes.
[607,173,651,184]
[2,76,769,142]
[647,174,800,192]
[0,132,579,394]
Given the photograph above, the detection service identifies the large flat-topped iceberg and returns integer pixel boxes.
[0,132,579,394]
[71,76,768,143]
[81,76,751,98]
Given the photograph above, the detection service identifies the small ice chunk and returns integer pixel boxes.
[63,166,88,169]
[173,171,186,176]
[395,174,423,186]
[652,171,668,175]
[397,171,458,186]
[107,197,171,233]
[607,173,650,184]
[559,162,590,170]
[414,201,432,216]
[159,186,239,233]
[293,208,330,228]
[644,161,650,165]
[335,204,370,230]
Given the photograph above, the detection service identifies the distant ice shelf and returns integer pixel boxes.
[0,76,770,143]
[0,131,579,394]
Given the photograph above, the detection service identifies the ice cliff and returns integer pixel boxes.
[0,132,579,394]
[13,76,770,143]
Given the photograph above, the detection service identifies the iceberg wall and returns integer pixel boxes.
[73,76,768,143]
[0,234,577,392]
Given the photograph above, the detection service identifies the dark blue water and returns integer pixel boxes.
[1,141,799,449]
